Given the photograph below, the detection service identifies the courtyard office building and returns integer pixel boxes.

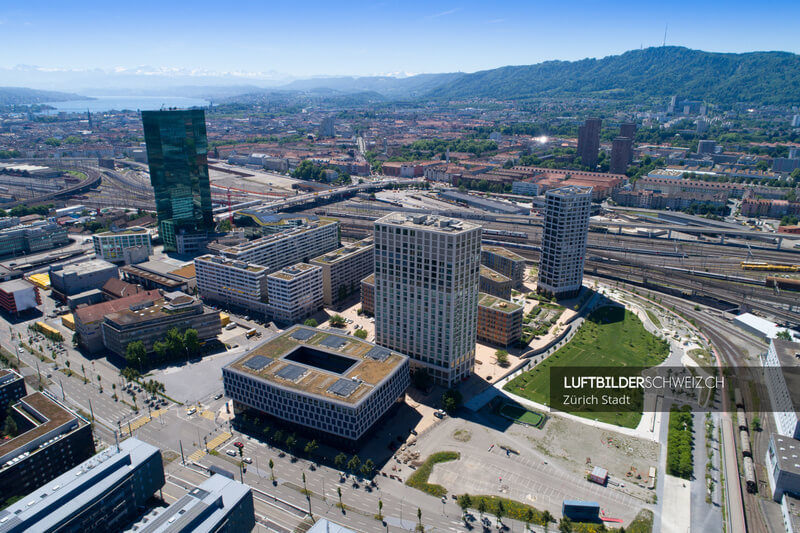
[142,109,214,253]
[374,213,481,387]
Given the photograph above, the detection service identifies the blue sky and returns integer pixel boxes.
[1,0,799,80]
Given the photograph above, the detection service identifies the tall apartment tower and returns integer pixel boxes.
[610,122,636,174]
[538,186,592,299]
[374,213,481,387]
[142,109,214,253]
[577,118,602,168]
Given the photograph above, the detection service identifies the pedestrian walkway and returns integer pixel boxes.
[200,409,215,421]
[187,430,232,463]
[188,448,207,462]
[128,414,151,432]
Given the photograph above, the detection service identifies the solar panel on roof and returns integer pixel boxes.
[327,378,359,397]
[365,347,391,361]
[290,328,316,341]
[243,355,272,371]
[320,335,348,350]
[276,364,307,382]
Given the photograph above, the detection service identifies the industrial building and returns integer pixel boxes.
[223,325,410,444]
[124,474,255,533]
[120,259,196,293]
[0,438,163,533]
[477,293,523,346]
[481,246,525,288]
[764,339,800,439]
[360,274,375,316]
[374,213,481,387]
[0,220,69,258]
[101,291,221,357]
[0,386,95,507]
[479,265,512,300]
[49,259,119,306]
[537,185,592,299]
[266,263,323,324]
[0,279,40,314]
[219,217,339,273]
[195,255,269,315]
[92,226,152,264]
[310,238,374,307]
[74,290,162,353]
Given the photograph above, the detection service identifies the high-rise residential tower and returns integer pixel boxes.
[577,118,602,168]
[142,109,214,253]
[374,213,481,387]
[538,185,592,299]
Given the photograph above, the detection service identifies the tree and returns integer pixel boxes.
[442,388,463,414]
[777,330,793,341]
[337,486,343,509]
[285,434,297,455]
[184,329,200,357]
[361,458,375,478]
[125,341,146,369]
[457,494,472,522]
[272,429,283,446]
[752,416,762,432]
[495,349,509,367]
[165,328,184,359]
[542,510,554,532]
[354,329,367,339]
[3,414,17,437]
[304,318,318,327]
[268,458,275,481]
[558,517,573,533]
[477,498,487,519]
[347,455,361,476]
[304,439,319,456]
[329,314,346,328]
[377,499,384,521]
[334,452,347,470]
[218,219,232,232]
[416,507,424,532]
[495,500,505,526]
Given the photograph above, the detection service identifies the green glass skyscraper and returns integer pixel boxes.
[142,109,213,253]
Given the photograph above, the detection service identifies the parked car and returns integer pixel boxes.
[233,441,244,449]
[213,393,223,400]
[186,407,197,415]
[226,449,237,457]
[243,457,253,464]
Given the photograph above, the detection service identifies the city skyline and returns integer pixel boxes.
[1,0,799,87]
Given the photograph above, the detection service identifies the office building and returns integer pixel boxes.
[538,185,592,299]
[577,118,602,168]
[697,140,717,155]
[0,390,95,507]
[101,292,221,357]
[766,434,800,501]
[0,438,163,533]
[120,259,196,293]
[319,117,335,138]
[92,227,152,264]
[0,369,25,413]
[479,265,512,300]
[0,279,40,314]
[477,293,523,347]
[310,238,374,307]
[764,339,800,439]
[223,325,410,444]
[74,290,162,353]
[219,217,339,273]
[0,220,69,259]
[49,259,119,307]
[481,246,525,288]
[266,263,323,324]
[374,213,481,387]
[142,109,213,253]
[195,255,269,315]
[610,137,633,175]
[360,274,375,316]
[511,180,540,196]
[125,474,255,533]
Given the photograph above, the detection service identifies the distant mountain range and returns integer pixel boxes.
[278,73,463,98]
[0,87,90,105]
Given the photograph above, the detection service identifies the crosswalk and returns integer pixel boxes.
[187,431,232,463]
[200,409,215,421]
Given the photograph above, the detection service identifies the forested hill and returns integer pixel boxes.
[426,47,800,105]
[0,87,89,105]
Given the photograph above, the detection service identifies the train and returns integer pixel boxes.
[740,430,752,458]
[481,239,540,252]
[737,408,748,431]
[766,276,800,292]
[741,261,800,272]
[743,456,757,493]
[482,228,529,241]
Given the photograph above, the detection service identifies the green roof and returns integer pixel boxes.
[478,292,522,313]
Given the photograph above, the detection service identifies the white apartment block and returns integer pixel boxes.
[194,255,269,314]
[267,263,323,324]
[220,219,339,273]
[374,213,481,387]
[764,339,800,440]
[538,185,592,298]
[310,238,374,307]
[92,227,152,264]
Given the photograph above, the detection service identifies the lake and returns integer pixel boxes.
[41,95,211,113]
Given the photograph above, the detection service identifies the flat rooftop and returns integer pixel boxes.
[221,217,337,255]
[772,339,800,411]
[95,226,149,236]
[52,259,116,276]
[772,434,800,476]
[228,325,407,405]
[104,294,200,327]
[195,255,266,274]
[0,279,34,293]
[310,238,373,265]
[376,212,480,234]
[479,293,522,313]
[482,245,525,262]
[361,273,375,286]
[268,263,319,281]
[545,185,594,197]
[0,392,85,464]
[480,265,511,283]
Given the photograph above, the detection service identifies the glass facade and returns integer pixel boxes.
[142,109,213,252]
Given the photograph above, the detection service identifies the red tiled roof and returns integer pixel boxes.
[74,290,161,325]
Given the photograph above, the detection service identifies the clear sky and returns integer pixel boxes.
[2,0,799,80]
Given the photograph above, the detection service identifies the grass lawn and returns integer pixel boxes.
[503,306,669,428]
[406,451,460,497]
[645,309,662,329]
[499,403,545,428]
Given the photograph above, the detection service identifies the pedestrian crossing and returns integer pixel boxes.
[186,431,232,464]
[200,409,215,421]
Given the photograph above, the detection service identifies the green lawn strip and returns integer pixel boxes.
[499,403,545,427]
[627,509,655,533]
[666,405,694,479]
[406,451,459,497]
[503,306,669,428]
[645,309,662,329]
